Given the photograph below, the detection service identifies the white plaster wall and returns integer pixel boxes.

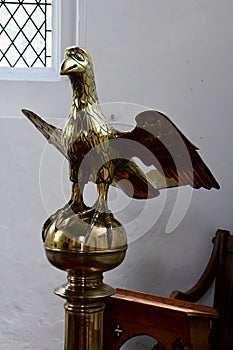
[0,1,232,349]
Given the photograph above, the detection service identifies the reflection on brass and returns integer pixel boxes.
[64,300,105,350]
[22,46,219,349]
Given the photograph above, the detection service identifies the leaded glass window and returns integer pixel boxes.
[0,0,61,81]
[0,0,53,68]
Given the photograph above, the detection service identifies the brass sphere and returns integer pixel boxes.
[44,210,127,275]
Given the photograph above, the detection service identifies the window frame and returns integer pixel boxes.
[0,0,61,82]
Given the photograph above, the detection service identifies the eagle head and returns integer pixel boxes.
[60,47,91,76]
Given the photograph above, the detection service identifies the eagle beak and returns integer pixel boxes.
[60,57,77,75]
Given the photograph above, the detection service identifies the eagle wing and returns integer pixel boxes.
[111,110,219,190]
[22,109,66,158]
[22,109,219,199]
[112,158,160,199]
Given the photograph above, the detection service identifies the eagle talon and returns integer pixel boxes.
[84,209,114,249]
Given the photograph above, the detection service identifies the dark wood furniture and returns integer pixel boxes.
[103,288,218,349]
[170,229,233,350]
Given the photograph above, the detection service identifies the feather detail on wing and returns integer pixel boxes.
[111,110,219,190]
[22,109,66,157]
[112,158,159,199]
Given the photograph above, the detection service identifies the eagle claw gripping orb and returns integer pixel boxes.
[22,47,219,350]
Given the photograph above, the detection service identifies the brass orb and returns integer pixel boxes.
[44,211,127,275]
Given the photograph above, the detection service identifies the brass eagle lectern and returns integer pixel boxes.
[22,47,219,349]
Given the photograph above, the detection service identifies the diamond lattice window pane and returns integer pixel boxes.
[14,32,28,52]
[0,32,11,51]
[0,0,53,67]
[46,30,52,56]
[31,32,45,52]
[5,18,19,39]
[14,56,27,67]
[23,20,38,41]
[5,45,19,66]
[0,57,9,67]
[33,57,44,67]
[0,6,11,27]
[13,5,28,25]
[46,5,52,30]
[31,6,45,27]
[24,45,38,66]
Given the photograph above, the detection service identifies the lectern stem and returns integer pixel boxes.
[64,300,105,350]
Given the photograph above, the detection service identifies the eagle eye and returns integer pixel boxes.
[74,52,85,62]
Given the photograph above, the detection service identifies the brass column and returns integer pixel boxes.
[55,273,111,350]
[64,300,105,350]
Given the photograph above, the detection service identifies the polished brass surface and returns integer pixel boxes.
[44,208,127,252]
[22,48,219,247]
[54,274,116,300]
[64,300,105,350]
[46,248,126,278]
[55,272,112,350]
[22,46,219,349]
